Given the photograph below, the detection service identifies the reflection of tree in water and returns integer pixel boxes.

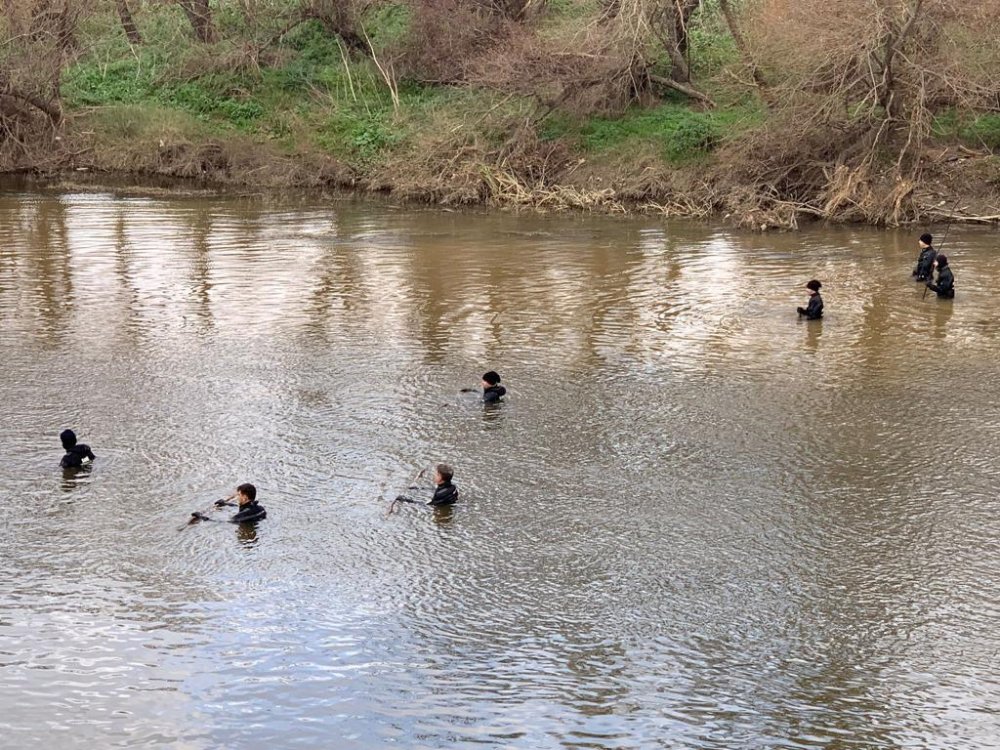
[302,214,371,343]
[27,197,74,346]
[112,207,146,345]
[186,204,216,333]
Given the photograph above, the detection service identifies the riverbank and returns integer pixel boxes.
[3,3,999,229]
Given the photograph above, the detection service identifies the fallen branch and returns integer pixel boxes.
[933,212,1000,223]
[649,74,715,107]
[0,88,62,125]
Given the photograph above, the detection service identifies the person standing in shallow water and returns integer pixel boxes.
[480,371,506,404]
[926,254,955,299]
[211,483,267,523]
[394,464,459,507]
[462,371,506,403]
[797,280,824,320]
[912,233,937,282]
[59,429,95,469]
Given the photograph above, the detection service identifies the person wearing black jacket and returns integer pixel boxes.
[926,254,955,299]
[59,429,95,469]
[481,371,506,404]
[212,483,267,523]
[912,233,937,281]
[796,279,824,320]
[394,464,459,507]
[463,371,506,403]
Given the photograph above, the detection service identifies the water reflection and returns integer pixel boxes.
[1,187,998,750]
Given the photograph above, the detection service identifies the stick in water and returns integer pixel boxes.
[180,496,233,530]
[385,467,427,516]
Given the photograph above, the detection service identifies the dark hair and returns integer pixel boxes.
[919,233,933,245]
[806,279,822,292]
[237,483,257,501]
[60,429,77,450]
[482,371,501,386]
[936,254,948,267]
[435,464,454,483]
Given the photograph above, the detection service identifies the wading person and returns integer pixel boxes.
[462,371,506,404]
[394,464,459,507]
[912,233,937,282]
[796,280,824,320]
[481,371,506,404]
[59,429,95,469]
[192,483,267,524]
[926,254,955,299]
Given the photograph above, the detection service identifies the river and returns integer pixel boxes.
[1,186,998,749]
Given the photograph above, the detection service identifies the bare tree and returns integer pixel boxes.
[177,0,217,43]
[116,0,142,44]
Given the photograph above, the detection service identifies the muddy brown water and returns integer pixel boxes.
[1,187,998,749]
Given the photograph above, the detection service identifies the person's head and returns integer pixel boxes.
[936,254,948,268]
[919,233,933,247]
[60,429,77,450]
[434,464,454,485]
[806,279,822,293]
[482,371,501,388]
[236,483,257,505]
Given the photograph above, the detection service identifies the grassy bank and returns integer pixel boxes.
[4,1,1000,227]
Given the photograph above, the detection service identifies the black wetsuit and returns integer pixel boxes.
[60,444,95,469]
[483,384,506,404]
[797,292,823,320]
[217,500,267,522]
[913,246,937,281]
[429,481,459,507]
[927,265,955,298]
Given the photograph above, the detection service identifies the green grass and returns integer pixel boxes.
[55,0,996,185]
[933,111,1000,151]
[543,100,761,163]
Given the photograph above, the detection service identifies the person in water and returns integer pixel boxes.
[462,371,506,403]
[796,279,824,320]
[395,464,459,507]
[926,254,955,299]
[59,429,95,469]
[481,371,506,403]
[912,233,937,282]
[211,483,267,523]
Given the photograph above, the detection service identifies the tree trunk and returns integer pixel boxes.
[718,0,768,94]
[117,0,143,44]
[657,0,699,83]
[877,0,924,116]
[178,0,218,43]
